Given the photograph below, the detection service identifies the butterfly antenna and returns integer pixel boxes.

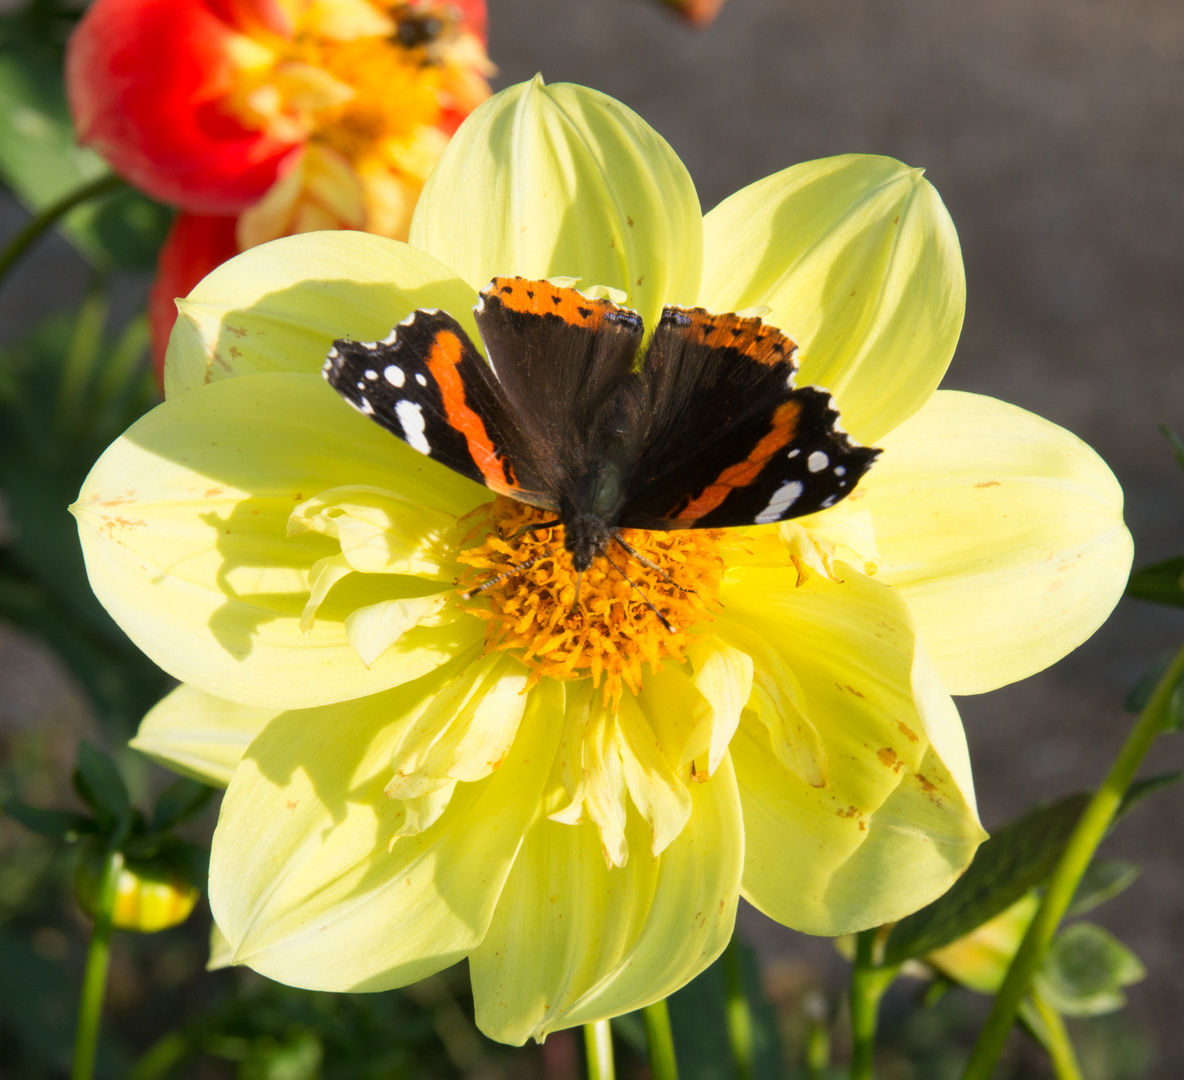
[612,534,698,596]
[603,550,675,633]
[460,553,546,599]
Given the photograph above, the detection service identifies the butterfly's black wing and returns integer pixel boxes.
[473,277,646,491]
[619,307,879,529]
[323,308,556,508]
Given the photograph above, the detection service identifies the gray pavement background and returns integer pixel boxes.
[1,0,1182,1073]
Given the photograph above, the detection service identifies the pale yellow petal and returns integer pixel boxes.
[385,652,530,798]
[289,486,459,579]
[851,390,1133,694]
[721,563,985,934]
[210,677,563,991]
[617,691,691,857]
[388,781,457,839]
[131,684,276,787]
[345,593,449,667]
[470,751,742,1043]
[683,636,753,777]
[73,373,484,708]
[714,620,827,789]
[701,155,965,443]
[164,231,480,397]
[410,77,702,332]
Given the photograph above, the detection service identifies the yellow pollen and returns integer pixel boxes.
[456,498,726,705]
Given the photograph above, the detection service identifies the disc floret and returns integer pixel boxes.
[457,498,725,703]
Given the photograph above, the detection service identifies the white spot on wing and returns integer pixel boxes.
[359,397,375,415]
[808,451,829,473]
[834,465,847,477]
[755,480,803,524]
[364,369,377,380]
[415,373,428,386]
[399,311,417,326]
[384,364,405,387]
[396,400,430,454]
[787,448,801,458]
[380,328,399,345]
[327,346,339,359]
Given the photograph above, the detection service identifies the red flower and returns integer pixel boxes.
[67,0,493,376]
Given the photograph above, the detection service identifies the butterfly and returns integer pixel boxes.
[323,276,879,575]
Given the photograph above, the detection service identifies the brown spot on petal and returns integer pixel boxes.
[975,481,1001,488]
[897,721,919,742]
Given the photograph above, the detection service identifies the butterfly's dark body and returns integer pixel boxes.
[323,277,879,571]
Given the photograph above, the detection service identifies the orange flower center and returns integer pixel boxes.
[456,498,726,704]
[225,1,491,242]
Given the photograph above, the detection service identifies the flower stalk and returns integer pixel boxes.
[0,173,123,292]
[642,1000,679,1080]
[584,1019,616,1080]
[961,641,1184,1080]
[1029,990,1084,1080]
[849,928,900,1080]
[72,846,125,1080]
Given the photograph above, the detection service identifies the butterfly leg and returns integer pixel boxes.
[460,553,547,599]
[602,550,675,633]
[612,534,698,596]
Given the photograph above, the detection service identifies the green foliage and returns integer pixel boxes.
[0,0,171,271]
[885,766,1180,967]
[0,303,170,737]
[150,778,215,833]
[884,792,1091,965]
[1035,924,1146,1018]
[1124,651,1184,729]
[1125,558,1184,608]
[73,739,131,828]
[661,938,784,1080]
[1065,860,1140,918]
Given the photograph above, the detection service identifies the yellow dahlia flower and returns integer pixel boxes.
[72,78,1131,1044]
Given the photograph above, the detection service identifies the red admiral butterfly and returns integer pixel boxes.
[323,276,878,573]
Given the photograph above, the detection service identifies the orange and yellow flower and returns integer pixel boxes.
[66,0,492,371]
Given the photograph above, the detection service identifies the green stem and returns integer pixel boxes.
[584,1020,615,1080]
[722,936,755,1080]
[72,848,124,1080]
[0,173,123,290]
[849,929,899,1080]
[642,999,679,1080]
[1028,992,1083,1080]
[961,641,1184,1080]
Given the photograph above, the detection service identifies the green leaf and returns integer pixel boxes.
[0,48,170,271]
[3,799,94,841]
[1124,557,1184,608]
[1120,770,1183,812]
[1160,423,1184,473]
[72,741,130,825]
[1035,922,1145,1017]
[1065,859,1140,918]
[662,937,784,1080]
[152,778,215,833]
[883,792,1090,965]
[0,312,169,738]
[885,772,1182,965]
